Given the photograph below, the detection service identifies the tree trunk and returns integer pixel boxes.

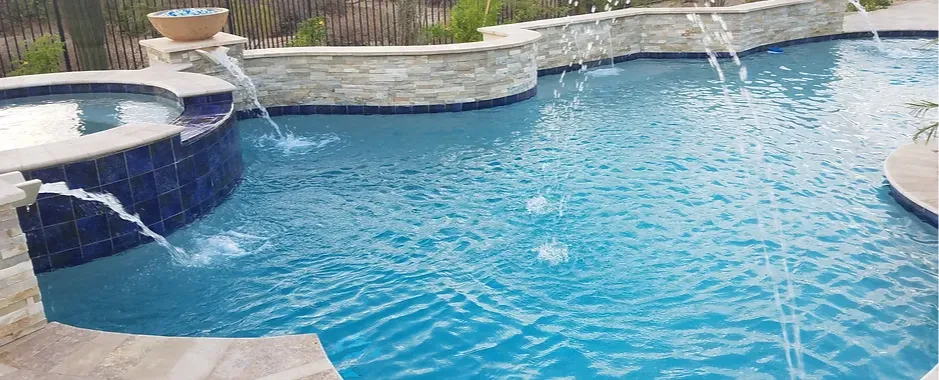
[396,0,419,45]
[61,0,109,70]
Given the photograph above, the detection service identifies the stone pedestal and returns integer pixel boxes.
[0,177,45,346]
[140,33,249,106]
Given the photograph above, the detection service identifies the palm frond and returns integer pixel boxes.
[908,100,938,142]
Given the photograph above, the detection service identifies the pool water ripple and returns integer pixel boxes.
[37,39,938,379]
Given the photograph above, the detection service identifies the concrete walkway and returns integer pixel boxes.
[844,0,939,32]
[0,323,342,379]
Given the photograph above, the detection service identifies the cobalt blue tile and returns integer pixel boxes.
[461,101,478,111]
[284,105,301,115]
[267,106,284,116]
[0,90,7,100]
[125,84,144,94]
[49,248,83,269]
[505,94,519,105]
[393,106,412,114]
[411,105,429,114]
[76,214,109,245]
[27,86,50,96]
[379,106,394,115]
[478,99,494,109]
[299,105,316,115]
[72,83,92,93]
[50,84,71,95]
[209,92,233,103]
[8,88,27,99]
[44,221,80,254]
[195,175,213,203]
[134,197,161,226]
[64,160,99,188]
[16,206,41,232]
[31,165,66,184]
[38,195,74,225]
[125,145,154,177]
[90,83,110,93]
[81,240,113,261]
[429,104,446,113]
[445,103,462,112]
[163,213,185,234]
[112,232,140,252]
[96,153,128,185]
[315,105,331,114]
[73,191,109,219]
[158,190,183,219]
[363,106,380,115]
[492,97,506,107]
[150,139,176,169]
[330,105,348,114]
[101,180,133,209]
[146,221,165,237]
[176,158,195,186]
[180,181,198,209]
[24,229,46,257]
[108,83,126,93]
[347,105,364,114]
[130,173,158,203]
[199,197,216,213]
[194,150,210,177]
[184,205,203,224]
[31,257,52,274]
[153,165,179,194]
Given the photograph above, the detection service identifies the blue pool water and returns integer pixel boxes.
[0,93,181,151]
[40,39,937,379]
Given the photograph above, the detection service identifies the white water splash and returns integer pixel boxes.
[526,195,551,214]
[586,67,624,77]
[208,49,284,138]
[39,182,188,263]
[845,0,884,49]
[535,240,569,265]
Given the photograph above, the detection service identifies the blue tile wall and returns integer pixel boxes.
[535,31,939,76]
[235,87,539,119]
[888,186,939,227]
[17,114,243,274]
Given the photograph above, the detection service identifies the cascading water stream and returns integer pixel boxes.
[206,49,284,138]
[39,182,188,264]
[845,0,884,49]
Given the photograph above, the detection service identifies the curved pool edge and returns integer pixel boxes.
[884,142,938,227]
[0,322,342,379]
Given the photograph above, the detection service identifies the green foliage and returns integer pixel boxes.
[907,100,938,143]
[424,0,502,43]
[3,0,51,23]
[505,0,569,23]
[288,17,328,47]
[231,0,276,38]
[846,0,891,12]
[116,0,157,37]
[10,35,64,76]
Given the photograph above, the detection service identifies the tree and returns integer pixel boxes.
[61,0,109,70]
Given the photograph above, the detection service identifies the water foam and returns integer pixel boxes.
[536,240,570,265]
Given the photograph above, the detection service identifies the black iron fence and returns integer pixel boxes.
[0,0,639,77]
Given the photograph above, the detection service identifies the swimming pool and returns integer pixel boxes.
[0,93,181,151]
[38,38,937,379]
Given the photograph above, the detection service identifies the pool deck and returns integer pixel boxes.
[844,0,938,32]
[0,322,342,379]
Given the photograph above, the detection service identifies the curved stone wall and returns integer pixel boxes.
[0,71,243,273]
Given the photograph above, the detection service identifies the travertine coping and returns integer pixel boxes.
[884,142,938,216]
[479,0,814,32]
[244,28,541,58]
[0,69,235,98]
[0,123,184,174]
[139,32,248,54]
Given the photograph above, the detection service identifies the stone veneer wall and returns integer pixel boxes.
[0,204,45,345]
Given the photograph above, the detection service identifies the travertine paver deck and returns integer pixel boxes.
[885,143,938,215]
[844,0,938,32]
[0,323,342,380]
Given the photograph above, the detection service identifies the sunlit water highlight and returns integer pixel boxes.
[38,39,938,379]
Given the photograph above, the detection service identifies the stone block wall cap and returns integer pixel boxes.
[244,29,541,58]
[139,32,248,53]
[0,70,235,97]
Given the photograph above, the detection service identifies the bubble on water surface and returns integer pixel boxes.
[526,195,550,214]
[536,241,569,265]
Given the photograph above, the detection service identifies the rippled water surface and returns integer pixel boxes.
[0,93,182,151]
[40,39,938,379]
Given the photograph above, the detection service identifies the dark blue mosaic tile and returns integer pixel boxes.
[24,229,46,257]
[195,175,213,204]
[16,206,41,232]
[193,150,211,177]
[163,213,185,235]
[284,105,301,115]
[72,83,92,93]
[90,83,110,93]
[125,145,154,177]
[64,160,99,189]
[130,172,158,203]
[31,165,66,185]
[96,153,129,185]
[27,86,50,96]
[176,158,196,186]
[330,105,348,114]
[268,106,284,116]
[461,101,478,111]
[429,104,446,113]
[505,94,519,105]
[49,248,83,269]
[81,240,113,261]
[158,190,183,220]
[76,214,109,245]
[8,88,27,99]
[363,105,380,115]
[184,204,203,224]
[73,190,109,219]
[300,105,316,115]
[38,196,74,226]
[101,180,134,209]
[31,257,52,274]
[180,181,198,210]
[379,106,394,115]
[108,83,126,93]
[445,103,462,112]
[49,84,71,95]
[347,105,364,114]
[44,221,80,254]
[111,232,140,252]
[150,139,176,169]
[154,165,179,194]
[209,93,233,103]
[144,222,164,239]
[477,99,493,110]
[134,197,161,226]
[393,105,412,114]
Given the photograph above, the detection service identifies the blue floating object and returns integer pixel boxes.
[767,47,784,54]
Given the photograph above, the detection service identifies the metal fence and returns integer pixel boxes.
[0,0,629,77]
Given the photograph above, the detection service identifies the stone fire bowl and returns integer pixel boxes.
[147,8,230,42]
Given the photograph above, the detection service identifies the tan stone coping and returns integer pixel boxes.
[0,123,184,174]
[0,68,236,98]
[480,0,813,31]
[884,142,938,215]
[243,28,541,58]
[0,322,342,379]
[139,32,249,54]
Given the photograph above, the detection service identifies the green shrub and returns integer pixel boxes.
[505,0,569,22]
[9,35,64,76]
[116,0,158,37]
[288,17,328,47]
[424,0,502,43]
[846,0,891,12]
